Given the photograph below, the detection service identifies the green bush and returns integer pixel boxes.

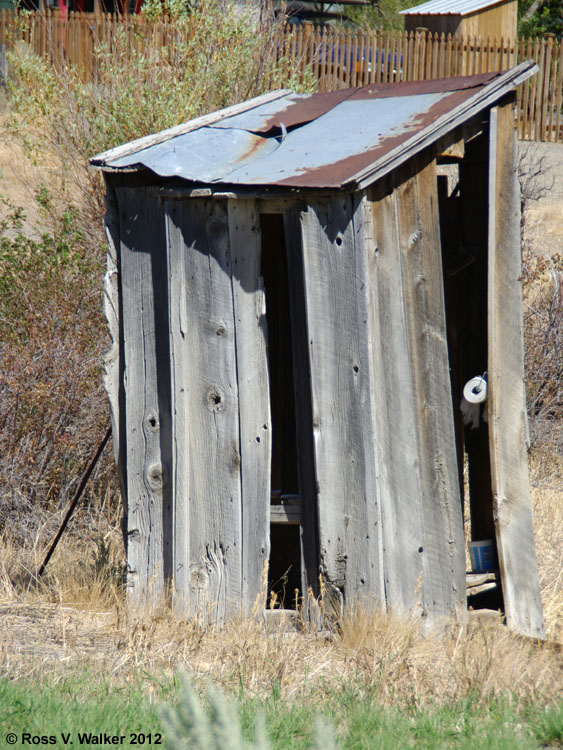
[7,1,313,226]
[518,0,562,38]
[0,192,108,540]
[346,0,427,31]
[161,675,340,750]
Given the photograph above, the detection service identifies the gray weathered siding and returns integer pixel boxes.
[487,102,545,639]
[367,154,466,621]
[104,112,543,634]
[116,185,171,607]
[294,195,385,615]
[113,189,271,620]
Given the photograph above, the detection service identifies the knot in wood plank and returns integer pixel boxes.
[206,387,225,412]
[146,462,165,491]
[145,413,159,432]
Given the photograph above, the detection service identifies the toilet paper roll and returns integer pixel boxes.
[463,376,488,404]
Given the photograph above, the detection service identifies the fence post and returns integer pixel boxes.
[3,14,561,145]
[555,38,563,143]
[545,34,557,141]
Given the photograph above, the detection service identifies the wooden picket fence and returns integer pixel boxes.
[0,9,561,142]
[280,26,563,142]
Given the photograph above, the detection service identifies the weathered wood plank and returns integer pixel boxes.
[165,198,242,622]
[467,581,498,597]
[297,195,384,615]
[367,178,426,617]
[467,571,498,588]
[117,186,169,608]
[270,505,301,524]
[102,180,126,520]
[228,199,271,615]
[165,200,190,612]
[436,172,465,504]
[394,154,466,621]
[487,102,545,639]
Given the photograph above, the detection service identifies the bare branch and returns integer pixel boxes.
[523,0,545,21]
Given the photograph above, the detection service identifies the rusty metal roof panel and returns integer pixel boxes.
[212,88,363,133]
[213,76,500,136]
[209,92,319,133]
[94,63,536,191]
[109,126,279,182]
[90,89,293,167]
[222,92,450,188]
[106,90,453,187]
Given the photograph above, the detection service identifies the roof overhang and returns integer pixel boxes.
[91,62,537,193]
[400,0,514,16]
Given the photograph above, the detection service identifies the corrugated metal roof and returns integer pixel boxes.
[109,127,279,181]
[400,0,510,16]
[92,63,536,191]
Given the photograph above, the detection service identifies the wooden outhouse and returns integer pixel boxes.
[401,0,518,42]
[92,63,545,638]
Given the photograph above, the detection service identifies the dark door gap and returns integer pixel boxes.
[260,212,302,609]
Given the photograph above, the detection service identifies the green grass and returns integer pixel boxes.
[0,673,561,749]
[249,687,563,749]
[0,672,164,748]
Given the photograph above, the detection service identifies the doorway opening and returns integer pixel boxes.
[437,140,504,614]
[260,212,302,609]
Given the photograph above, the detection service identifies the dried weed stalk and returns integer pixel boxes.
[522,252,563,457]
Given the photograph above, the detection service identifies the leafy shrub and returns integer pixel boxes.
[161,675,339,750]
[518,0,563,38]
[0,193,110,543]
[346,0,420,31]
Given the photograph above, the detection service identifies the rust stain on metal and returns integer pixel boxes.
[269,87,482,189]
[349,72,500,100]
[253,89,359,133]
[253,73,500,135]
[235,132,274,162]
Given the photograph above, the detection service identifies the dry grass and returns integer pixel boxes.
[0,457,561,711]
[531,476,563,643]
[0,582,560,710]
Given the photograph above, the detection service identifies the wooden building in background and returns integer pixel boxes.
[401,0,518,41]
[92,62,545,639]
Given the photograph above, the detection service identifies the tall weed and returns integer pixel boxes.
[522,252,563,458]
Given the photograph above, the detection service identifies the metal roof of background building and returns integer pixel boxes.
[92,63,535,191]
[400,0,512,16]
